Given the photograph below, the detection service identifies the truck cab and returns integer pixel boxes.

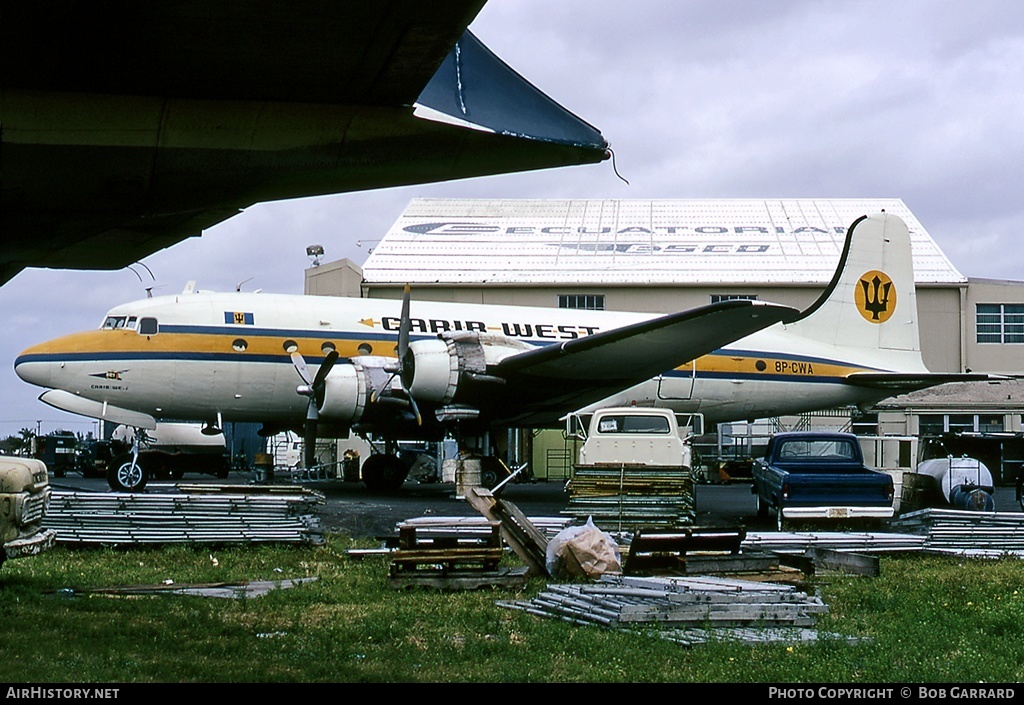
[573,407,699,469]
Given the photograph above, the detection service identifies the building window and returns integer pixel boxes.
[710,294,758,304]
[918,415,945,436]
[918,413,1005,435]
[947,414,975,434]
[977,303,1024,343]
[979,415,1005,433]
[851,412,878,436]
[558,294,604,310]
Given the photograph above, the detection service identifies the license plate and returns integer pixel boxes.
[827,508,849,518]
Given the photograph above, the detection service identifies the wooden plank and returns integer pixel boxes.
[804,547,880,577]
[464,487,548,576]
[388,567,530,591]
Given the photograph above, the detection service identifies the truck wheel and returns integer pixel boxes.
[108,455,148,492]
[755,493,769,519]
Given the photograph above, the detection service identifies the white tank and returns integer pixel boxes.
[915,456,994,510]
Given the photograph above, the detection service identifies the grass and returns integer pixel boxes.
[3,536,1024,683]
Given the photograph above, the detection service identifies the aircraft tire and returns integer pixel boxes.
[479,457,510,490]
[108,454,149,492]
[361,454,408,492]
[775,504,785,532]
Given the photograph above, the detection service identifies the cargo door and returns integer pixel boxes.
[656,360,696,401]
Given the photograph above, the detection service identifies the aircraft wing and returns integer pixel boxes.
[0,2,609,284]
[38,390,158,431]
[844,372,1013,393]
[486,300,799,426]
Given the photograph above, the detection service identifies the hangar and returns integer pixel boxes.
[304,198,1024,484]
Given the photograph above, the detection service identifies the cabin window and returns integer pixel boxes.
[232,339,248,352]
[357,343,373,355]
[283,340,299,353]
[138,317,158,335]
[321,342,336,354]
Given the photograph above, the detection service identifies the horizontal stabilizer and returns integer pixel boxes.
[845,372,1011,393]
[39,390,157,430]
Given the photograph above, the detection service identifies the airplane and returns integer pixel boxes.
[14,212,1001,492]
[0,1,608,285]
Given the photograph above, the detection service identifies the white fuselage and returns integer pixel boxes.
[15,290,899,430]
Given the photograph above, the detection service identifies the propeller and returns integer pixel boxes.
[370,284,422,425]
[292,348,340,470]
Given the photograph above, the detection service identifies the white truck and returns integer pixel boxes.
[565,407,701,529]
[575,407,696,469]
[0,456,56,567]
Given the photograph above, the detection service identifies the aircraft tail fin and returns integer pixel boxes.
[784,212,929,372]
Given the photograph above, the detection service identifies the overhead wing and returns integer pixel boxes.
[38,390,157,430]
[845,372,1012,393]
[0,2,609,284]
[487,300,799,426]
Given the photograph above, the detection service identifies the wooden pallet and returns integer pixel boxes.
[623,526,752,575]
[387,520,528,589]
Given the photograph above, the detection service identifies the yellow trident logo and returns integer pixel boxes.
[855,270,896,323]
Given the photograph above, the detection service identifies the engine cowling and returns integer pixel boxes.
[403,333,531,404]
[316,361,368,422]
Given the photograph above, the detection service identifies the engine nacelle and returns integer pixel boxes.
[405,339,461,404]
[316,361,368,422]
[404,333,530,404]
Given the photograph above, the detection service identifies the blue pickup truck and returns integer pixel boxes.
[752,431,895,531]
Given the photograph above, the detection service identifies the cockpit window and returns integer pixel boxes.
[138,317,159,336]
[126,316,138,330]
[102,316,129,329]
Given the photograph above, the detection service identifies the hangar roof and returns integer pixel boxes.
[360,198,965,286]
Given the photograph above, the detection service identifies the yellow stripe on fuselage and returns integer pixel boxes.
[21,329,398,360]
[24,328,874,382]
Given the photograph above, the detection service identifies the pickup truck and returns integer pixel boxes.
[752,431,894,530]
[566,407,701,529]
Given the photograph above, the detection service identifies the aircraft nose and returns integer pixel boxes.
[14,344,55,388]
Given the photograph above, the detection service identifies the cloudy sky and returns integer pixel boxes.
[3,0,1024,439]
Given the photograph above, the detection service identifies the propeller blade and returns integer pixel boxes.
[408,393,423,426]
[290,351,313,386]
[303,415,318,470]
[398,283,412,361]
[313,349,340,390]
[395,283,421,425]
[370,370,398,404]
